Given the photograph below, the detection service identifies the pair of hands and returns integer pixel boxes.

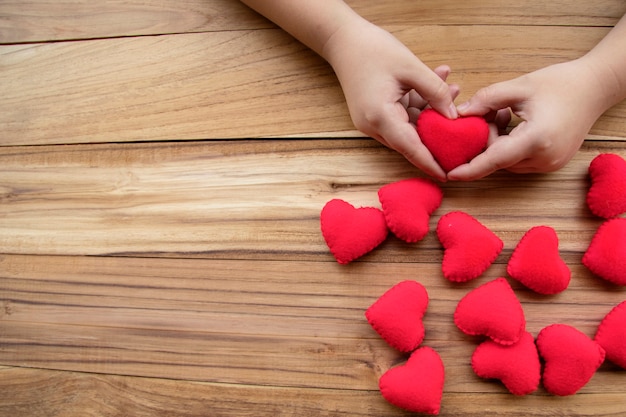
[326,21,604,181]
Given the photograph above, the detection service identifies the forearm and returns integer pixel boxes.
[239,0,363,60]
[581,13,626,111]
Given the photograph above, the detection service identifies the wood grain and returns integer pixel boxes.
[349,0,626,27]
[2,1,626,416]
[1,1,624,43]
[1,253,624,387]
[0,0,272,43]
[0,139,624,259]
[2,25,626,146]
[1,252,624,412]
[0,366,625,417]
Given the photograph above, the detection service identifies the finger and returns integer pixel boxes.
[380,103,447,181]
[406,89,427,110]
[404,63,458,119]
[399,92,410,108]
[401,136,448,182]
[407,66,456,110]
[407,106,421,125]
[447,128,533,181]
[494,108,512,132]
[449,83,461,101]
[433,65,451,82]
[456,77,529,117]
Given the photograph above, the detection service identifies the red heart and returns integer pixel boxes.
[379,346,445,415]
[437,211,503,283]
[471,331,541,396]
[378,178,443,243]
[595,300,626,370]
[416,108,490,172]
[454,278,526,345]
[582,218,626,286]
[320,199,388,264]
[365,280,429,352]
[507,226,571,294]
[536,324,605,396]
[586,153,626,219]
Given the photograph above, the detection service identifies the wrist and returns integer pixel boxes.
[579,54,626,113]
[321,14,376,68]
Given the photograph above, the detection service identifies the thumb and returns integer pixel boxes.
[457,78,529,117]
[376,103,447,181]
[447,123,536,181]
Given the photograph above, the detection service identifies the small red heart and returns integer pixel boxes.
[437,211,503,283]
[320,199,388,264]
[416,108,490,172]
[379,346,445,415]
[471,331,541,396]
[586,153,626,219]
[454,278,526,345]
[582,218,626,286]
[507,226,571,294]
[536,324,605,396]
[366,280,429,352]
[595,300,626,370]
[378,178,443,243]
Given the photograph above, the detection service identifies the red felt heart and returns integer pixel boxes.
[471,331,541,396]
[366,280,429,352]
[437,211,503,283]
[595,300,626,370]
[536,324,605,396]
[379,346,445,415]
[454,278,526,345]
[378,178,443,243]
[586,153,626,219]
[582,218,626,286]
[507,226,571,294]
[320,199,388,264]
[416,108,490,172]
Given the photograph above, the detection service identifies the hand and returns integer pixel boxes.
[449,58,610,181]
[323,20,459,181]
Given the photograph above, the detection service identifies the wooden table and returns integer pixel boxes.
[1,1,625,415]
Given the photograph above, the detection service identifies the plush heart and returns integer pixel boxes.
[471,331,541,396]
[595,300,626,369]
[586,153,626,219]
[378,178,443,243]
[379,346,445,415]
[365,280,429,352]
[437,211,504,283]
[582,218,626,285]
[416,108,490,172]
[320,199,388,264]
[454,278,526,345]
[536,324,605,396]
[506,226,571,294]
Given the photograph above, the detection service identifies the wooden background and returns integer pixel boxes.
[1,1,626,415]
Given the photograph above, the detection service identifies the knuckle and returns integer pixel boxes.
[430,81,450,101]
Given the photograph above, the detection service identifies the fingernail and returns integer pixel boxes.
[456,101,470,114]
[448,103,458,119]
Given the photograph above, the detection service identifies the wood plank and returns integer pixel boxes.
[2,26,626,145]
[1,254,624,390]
[2,2,625,416]
[0,0,272,44]
[349,0,626,27]
[0,367,625,417]
[1,1,624,44]
[2,254,621,341]
[0,139,624,259]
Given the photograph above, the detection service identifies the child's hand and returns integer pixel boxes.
[323,20,459,181]
[448,59,610,181]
